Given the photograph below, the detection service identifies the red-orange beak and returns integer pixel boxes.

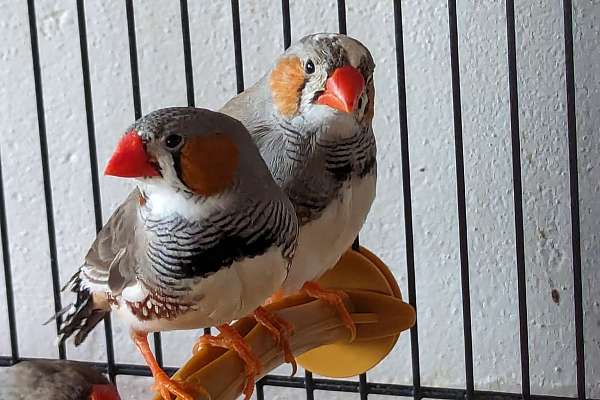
[104,130,160,178]
[316,65,365,113]
[89,384,121,400]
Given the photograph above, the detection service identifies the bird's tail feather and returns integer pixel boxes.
[49,271,109,346]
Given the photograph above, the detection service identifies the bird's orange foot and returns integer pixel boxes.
[150,370,195,400]
[301,281,357,342]
[131,331,205,400]
[253,306,297,376]
[194,324,260,400]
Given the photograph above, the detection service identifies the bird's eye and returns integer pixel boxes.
[305,59,315,74]
[165,134,183,149]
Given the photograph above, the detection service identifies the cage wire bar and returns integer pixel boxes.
[26,0,66,362]
[0,1,592,400]
[179,0,212,340]
[447,1,475,398]
[505,0,531,398]
[124,0,166,369]
[75,0,118,383]
[392,0,421,398]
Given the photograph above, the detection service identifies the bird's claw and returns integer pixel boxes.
[194,325,261,400]
[253,306,297,376]
[151,371,195,400]
[302,281,357,342]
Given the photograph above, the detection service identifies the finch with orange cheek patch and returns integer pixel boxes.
[50,108,298,400]
[0,360,120,400]
[221,33,377,341]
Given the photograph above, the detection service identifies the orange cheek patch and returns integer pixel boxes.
[180,134,240,197]
[269,56,305,118]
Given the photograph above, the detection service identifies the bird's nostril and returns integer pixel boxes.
[357,97,363,110]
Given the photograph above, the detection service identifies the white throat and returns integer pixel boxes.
[140,183,231,221]
[297,106,361,140]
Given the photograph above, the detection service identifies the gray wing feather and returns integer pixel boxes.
[81,189,140,293]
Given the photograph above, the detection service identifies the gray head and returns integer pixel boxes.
[104,107,270,197]
[0,360,119,400]
[268,33,375,127]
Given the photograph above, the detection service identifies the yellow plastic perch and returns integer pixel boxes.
[155,246,415,400]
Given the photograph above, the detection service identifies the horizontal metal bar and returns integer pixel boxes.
[261,375,595,400]
[1,358,595,400]
[0,356,176,377]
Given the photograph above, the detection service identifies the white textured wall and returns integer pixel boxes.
[0,1,598,399]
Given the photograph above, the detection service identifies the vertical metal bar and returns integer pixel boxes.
[124,0,163,367]
[504,1,531,398]
[337,0,347,34]
[255,380,265,400]
[125,0,142,119]
[447,1,474,398]
[392,1,421,397]
[178,0,211,339]
[26,0,66,361]
[75,0,116,382]
[336,0,361,256]
[561,1,586,399]
[304,370,315,400]
[230,0,244,94]
[179,0,195,107]
[0,153,18,362]
[281,0,291,50]
[358,372,369,400]
[338,2,368,392]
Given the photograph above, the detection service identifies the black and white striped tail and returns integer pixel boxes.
[53,271,108,346]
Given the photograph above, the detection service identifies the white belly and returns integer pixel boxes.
[281,174,376,294]
[113,247,288,332]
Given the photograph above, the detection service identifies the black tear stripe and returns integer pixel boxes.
[172,152,183,182]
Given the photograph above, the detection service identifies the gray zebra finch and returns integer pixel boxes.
[221,33,377,341]
[0,360,119,400]
[54,108,298,400]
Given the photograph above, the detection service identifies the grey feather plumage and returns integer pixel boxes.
[221,34,377,225]
[0,360,112,400]
[221,34,377,294]
[54,107,298,343]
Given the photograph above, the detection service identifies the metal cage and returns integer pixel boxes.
[0,1,592,400]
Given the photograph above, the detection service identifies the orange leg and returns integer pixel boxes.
[301,281,357,342]
[194,324,261,400]
[253,306,297,376]
[131,331,202,400]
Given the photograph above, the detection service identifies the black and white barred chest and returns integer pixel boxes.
[139,202,295,293]
[284,126,377,225]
